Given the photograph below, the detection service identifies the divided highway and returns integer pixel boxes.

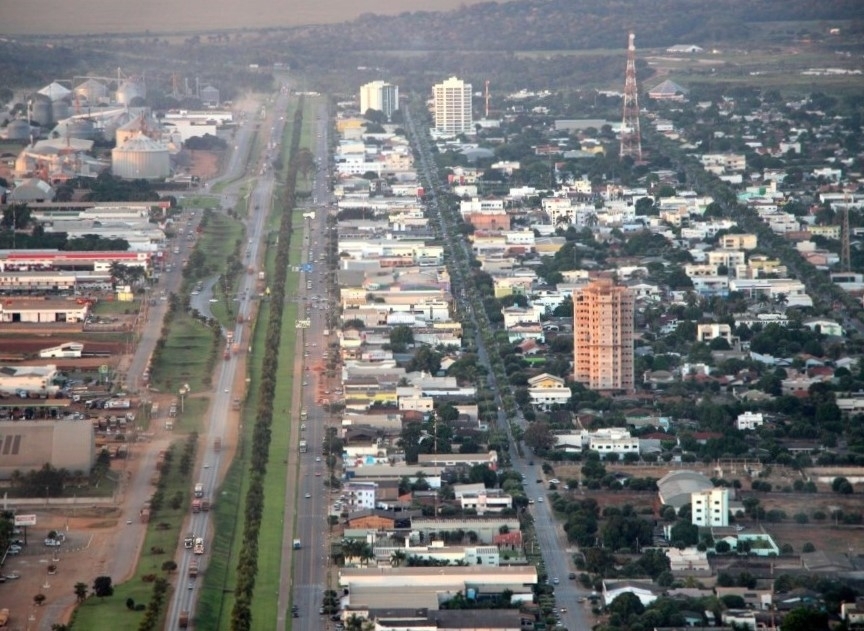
[165,89,291,629]
[277,99,335,631]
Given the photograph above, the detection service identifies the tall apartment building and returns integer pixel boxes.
[573,279,634,390]
[432,77,473,134]
[359,81,399,119]
[691,487,729,527]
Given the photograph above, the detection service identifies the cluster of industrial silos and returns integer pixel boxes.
[5,75,173,180]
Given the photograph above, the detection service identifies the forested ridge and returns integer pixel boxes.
[288,0,864,53]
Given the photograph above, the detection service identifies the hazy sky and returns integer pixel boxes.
[0,0,488,36]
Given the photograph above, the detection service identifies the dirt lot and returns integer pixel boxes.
[187,150,221,181]
[0,461,142,629]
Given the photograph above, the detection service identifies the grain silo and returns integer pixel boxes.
[200,85,220,106]
[116,80,147,105]
[51,100,71,121]
[66,118,99,141]
[4,119,32,141]
[29,94,54,127]
[111,132,170,180]
[74,78,109,104]
[38,81,71,102]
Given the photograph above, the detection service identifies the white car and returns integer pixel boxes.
[304,493,312,499]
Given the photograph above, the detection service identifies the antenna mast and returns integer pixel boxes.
[841,197,851,272]
[620,32,642,162]
[484,80,490,119]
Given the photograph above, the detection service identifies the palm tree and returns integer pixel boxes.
[358,543,375,567]
[73,582,88,603]
[390,549,407,568]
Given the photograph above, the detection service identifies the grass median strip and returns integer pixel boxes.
[70,435,201,629]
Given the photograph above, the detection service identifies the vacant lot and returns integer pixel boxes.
[2,0,494,35]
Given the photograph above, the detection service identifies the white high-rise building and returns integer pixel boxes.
[433,76,473,134]
[691,487,729,527]
[359,81,399,119]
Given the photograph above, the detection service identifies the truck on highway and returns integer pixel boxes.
[214,437,222,452]
[193,537,204,555]
[179,611,189,628]
[0,608,9,627]
[184,533,194,549]
[191,499,201,513]
[194,482,204,498]
[201,498,211,512]
[188,560,199,578]
[293,539,301,549]
[299,439,307,453]
[300,408,308,421]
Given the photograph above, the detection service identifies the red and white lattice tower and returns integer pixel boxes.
[620,32,642,162]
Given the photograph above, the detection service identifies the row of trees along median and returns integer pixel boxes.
[229,97,305,631]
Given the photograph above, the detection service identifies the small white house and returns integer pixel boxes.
[736,412,764,431]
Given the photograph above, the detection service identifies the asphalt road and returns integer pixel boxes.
[277,99,335,631]
[165,91,286,629]
[189,275,218,321]
[405,107,592,631]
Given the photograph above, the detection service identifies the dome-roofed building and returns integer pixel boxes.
[657,470,714,509]
[38,82,71,102]
[65,117,99,141]
[4,119,33,141]
[111,132,170,180]
[9,178,55,203]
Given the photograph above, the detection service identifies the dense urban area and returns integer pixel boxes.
[0,1,863,630]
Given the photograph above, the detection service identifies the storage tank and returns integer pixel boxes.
[112,132,170,180]
[4,119,32,141]
[74,78,109,104]
[66,118,99,141]
[116,80,146,105]
[29,94,54,127]
[103,110,137,143]
[52,99,71,121]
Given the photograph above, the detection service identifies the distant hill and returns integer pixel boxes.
[287,0,864,52]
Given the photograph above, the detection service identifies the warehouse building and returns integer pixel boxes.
[0,420,95,479]
[0,299,89,323]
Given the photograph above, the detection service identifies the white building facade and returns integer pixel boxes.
[433,77,473,134]
[691,487,729,527]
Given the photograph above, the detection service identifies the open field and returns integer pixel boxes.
[91,299,141,316]
[1,0,497,36]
